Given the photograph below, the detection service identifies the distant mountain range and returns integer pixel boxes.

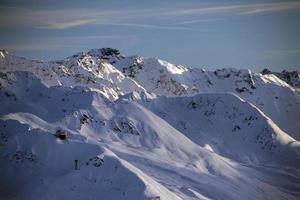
[1,48,299,200]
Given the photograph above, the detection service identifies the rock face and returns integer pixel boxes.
[261,68,300,89]
[1,48,300,200]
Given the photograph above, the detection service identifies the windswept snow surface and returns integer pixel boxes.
[1,48,300,200]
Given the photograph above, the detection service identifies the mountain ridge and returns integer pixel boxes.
[1,48,300,200]
[2,48,299,139]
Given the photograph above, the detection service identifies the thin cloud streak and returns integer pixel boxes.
[1,1,300,30]
[167,5,243,16]
[97,22,201,31]
[42,19,98,29]
[40,20,202,31]
[174,18,223,25]
[238,2,300,15]
[166,2,300,16]
[0,6,126,28]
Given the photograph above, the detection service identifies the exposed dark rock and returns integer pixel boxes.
[55,129,68,140]
[261,68,300,88]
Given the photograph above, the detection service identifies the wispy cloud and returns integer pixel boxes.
[238,2,300,15]
[166,2,300,16]
[174,18,223,25]
[1,1,300,30]
[39,21,201,31]
[99,22,201,31]
[167,5,243,16]
[0,7,125,28]
[44,19,97,29]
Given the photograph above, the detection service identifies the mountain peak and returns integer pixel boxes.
[87,48,121,58]
[65,48,123,64]
[0,49,9,58]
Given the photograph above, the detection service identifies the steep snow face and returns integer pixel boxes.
[0,49,145,100]
[0,120,180,200]
[262,68,300,89]
[1,71,300,200]
[58,49,146,97]
[112,57,300,140]
[0,71,181,200]
[112,56,193,96]
[133,92,300,166]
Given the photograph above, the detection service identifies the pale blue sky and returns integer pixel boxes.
[1,0,300,71]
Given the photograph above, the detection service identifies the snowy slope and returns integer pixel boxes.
[262,68,300,89]
[2,48,299,139]
[131,92,300,166]
[0,119,180,200]
[0,49,145,100]
[1,48,300,200]
[110,54,300,140]
[1,71,300,200]
[0,71,181,200]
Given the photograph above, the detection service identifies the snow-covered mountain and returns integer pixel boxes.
[1,48,300,200]
[261,68,300,89]
[0,49,144,100]
[109,54,300,140]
